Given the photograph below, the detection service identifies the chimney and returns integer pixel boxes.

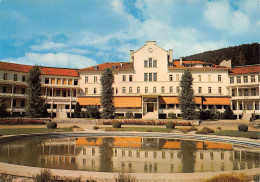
[130,50,134,63]
[168,49,173,63]
[180,57,183,66]
[120,61,123,67]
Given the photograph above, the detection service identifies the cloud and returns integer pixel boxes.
[31,42,67,51]
[3,52,97,69]
[204,0,249,33]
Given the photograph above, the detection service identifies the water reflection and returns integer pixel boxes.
[0,136,259,173]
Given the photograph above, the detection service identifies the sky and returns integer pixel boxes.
[0,0,259,69]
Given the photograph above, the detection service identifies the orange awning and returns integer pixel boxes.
[159,97,202,104]
[77,97,101,105]
[202,97,230,105]
[114,96,142,108]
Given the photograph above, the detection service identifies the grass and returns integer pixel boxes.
[101,126,175,133]
[0,128,72,136]
[213,130,260,139]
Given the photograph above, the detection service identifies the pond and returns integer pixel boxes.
[0,135,259,173]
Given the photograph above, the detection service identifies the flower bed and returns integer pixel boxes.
[0,118,47,125]
[102,120,191,126]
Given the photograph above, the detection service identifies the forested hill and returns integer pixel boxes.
[183,43,259,67]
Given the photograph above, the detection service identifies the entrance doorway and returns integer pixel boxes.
[147,103,154,112]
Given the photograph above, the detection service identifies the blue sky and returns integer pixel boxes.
[0,0,259,68]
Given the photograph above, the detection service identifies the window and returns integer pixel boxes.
[149,58,152,67]
[21,100,25,108]
[198,75,201,82]
[176,86,180,93]
[3,87,7,93]
[218,75,221,82]
[94,88,97,94]
[116,88,118,94]
[208,75,211,82]
[153,60,157,67]
[258,75,260,82]
[22,75,26,82]
[230,77,234,84]
[3,73,7,80]
[153,73,157,81]
[144,73,148,81]
[251,89,256,96]
[67,90,70,96]
[149,73,152,81]
[145,87,148,93]
[74,80,78,85]
[85,88,88,94]
[14,74,17,81]
[21,88,25,94]
[153,87,156,93]
[169,75,173,81]
[244,89,248,96]
[14,87,17,93]
[13,100,16,107]
[129,87,132,93]
[129,75,132,82]
[169,86,173,93]
[144,60,148,67]
[45,78,49,84]
[251,76,255,82]
[237,77,241,83]
[161,86,164,93]
[218,87,222,94]
[122,75,126,82]
[176,74,179,81]
[56,90,61,96]
[198,87,202,93]
[94,76,97,83]
[208,87,211,94]
[137,87,140,93]
[62,90,66,97]
[243,76,248,83]
[232,89,235,96]
[122,87,126,93]
[85,76,88,83]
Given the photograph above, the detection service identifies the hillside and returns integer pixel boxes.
[183,43,259,67]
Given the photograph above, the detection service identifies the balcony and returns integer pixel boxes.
[231,95,260,100]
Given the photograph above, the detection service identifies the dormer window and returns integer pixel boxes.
[94,66,98,70]
[112,66,117,69]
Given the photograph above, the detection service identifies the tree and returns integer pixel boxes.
[178,69,196,120]
[74,102,81,118]
[26,65,45,118]
[0,99,8,118]
[100,68,115,119]
[223,106,234,119]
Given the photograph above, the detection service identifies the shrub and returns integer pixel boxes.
[238,124,248,132]
[202,127,215,133]
[204,172,250,182]
[115,173,137,182]
[216,126,222,130]
[146,129,153,132]
[93,126,100,130]
[253,173,260,182]
[195,130,209,134]
[190,126,198,131]
[47,122,57,129]
[166,121,175,129]
[168,112,177,119]
[35,169,52,182]
[223,106,234,119]
[113,121,121,128]
[86,105,100,119]
[125,111,134,119]
[80,111,85,118]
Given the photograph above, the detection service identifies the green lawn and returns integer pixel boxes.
[101,126,175,133]
[0,128,72,136]
[213,130,260,139]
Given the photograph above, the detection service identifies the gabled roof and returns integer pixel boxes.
[79,62,134,72]
[0,61,33,73]
[169,60,228,70]
[229,65,260,75]
[0,61,78,77]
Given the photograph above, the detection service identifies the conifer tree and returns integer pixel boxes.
[178,69,196,120]
[100,68,115,119]
[26,65,45,118]
[74,102,81,118]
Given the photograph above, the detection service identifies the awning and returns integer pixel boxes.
[114,96,142,108]
[202,97,231,105]
[159,96,202,104]
[77,97,100,105]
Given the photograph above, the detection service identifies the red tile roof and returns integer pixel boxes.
[0,61,78,77]
[0,61,33,73]
[229,65,260,75]
[79,62,134,72]
[169,60,227,69]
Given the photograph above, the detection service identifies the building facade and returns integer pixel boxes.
[0,41,259,119]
